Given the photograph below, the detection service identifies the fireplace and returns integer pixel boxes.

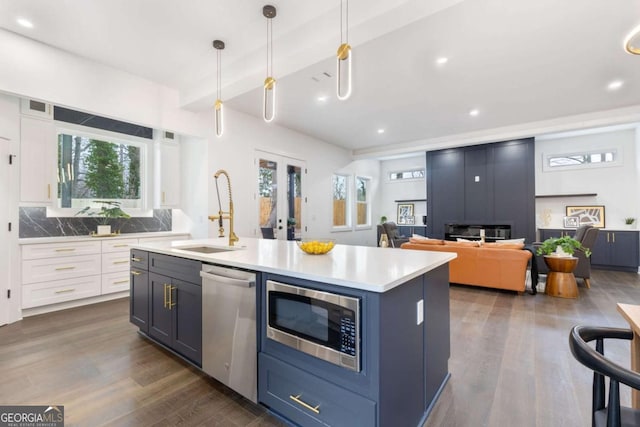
[444,223,512,242]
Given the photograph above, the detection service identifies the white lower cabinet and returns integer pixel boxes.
[21,234,190,310]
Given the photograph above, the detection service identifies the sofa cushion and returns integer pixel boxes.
[409,237,444,245]
[445,241,480,247]
[483,242,525,250]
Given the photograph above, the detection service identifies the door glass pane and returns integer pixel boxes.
[259,159,277,238]
[332,175,348,227]
[356,177,369,226]
[287,165,302,240]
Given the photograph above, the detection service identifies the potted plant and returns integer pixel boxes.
[625,217,636,228]
[76,200,131,235]
[536,235,592,258]
[380,216,388,224]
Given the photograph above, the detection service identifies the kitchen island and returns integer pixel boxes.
[130,237,456,427]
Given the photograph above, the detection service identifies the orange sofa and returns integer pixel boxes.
[401,239,532,293]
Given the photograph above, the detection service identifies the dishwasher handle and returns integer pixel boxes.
[200,270,255,288]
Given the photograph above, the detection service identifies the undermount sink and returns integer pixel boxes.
[175,245,235,254]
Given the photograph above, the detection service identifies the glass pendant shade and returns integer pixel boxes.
[263,5,277,122]
[625,24,640,55]
[263,76,276,122]
[213,39,225,137]
[214,99,224,137]
[336,43,352,100]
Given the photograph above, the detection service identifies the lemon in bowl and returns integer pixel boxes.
[296,238,336,255]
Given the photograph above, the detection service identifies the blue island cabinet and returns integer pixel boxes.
[258,264,450,427]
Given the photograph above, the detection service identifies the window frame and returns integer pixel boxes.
[387,168,425,182]
[542,148,621,172]
[48,122,151,217]
[331,173,352,231]
[355,175,372,229]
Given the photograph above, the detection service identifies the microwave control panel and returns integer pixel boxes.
[340,316,357,356]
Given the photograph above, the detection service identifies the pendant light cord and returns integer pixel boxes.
[266,15,273,77]
[340,0,349,44]
[216,48,222,100]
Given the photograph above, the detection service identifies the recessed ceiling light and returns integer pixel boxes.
[469,109,479,117]
[317,95,328,102]
[377,128,385,134]
[607,80,624,91]
[436,57,448,65]
[16,17,33,28]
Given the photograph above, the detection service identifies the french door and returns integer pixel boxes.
[256,151,305,240]
[0,139,9,326]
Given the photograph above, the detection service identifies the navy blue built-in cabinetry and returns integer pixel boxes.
[130,250,203,366]
[258,266,450,427]
[539,229,639,272]
[427,138,535,243]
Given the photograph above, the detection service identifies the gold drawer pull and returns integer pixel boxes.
[289,394,320,414]
[113,260,129,264]
[131,270,142,276]
[55,288,75,294]
[113,279,129,284]
[55,266,76,271]
[55,248,76,252]
[113,244,129,248]
[131,257,142,262]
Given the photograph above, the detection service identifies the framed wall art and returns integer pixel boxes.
[563,216,579,229]
[565,205,605,228]
[397,203,414,225]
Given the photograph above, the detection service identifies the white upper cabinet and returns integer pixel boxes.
[20,115,56,204]
[0,94,19,143]
[158,140,181,208]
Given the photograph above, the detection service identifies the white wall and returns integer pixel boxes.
[173,135,209,239]
[535,128,639,229]
[379,155,427,226]
[208,109,380,246]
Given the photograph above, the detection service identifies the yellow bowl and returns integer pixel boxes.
[296,238,336,255]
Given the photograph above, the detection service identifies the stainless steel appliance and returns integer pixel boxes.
[266,280,360,372]
[201,264,257,403]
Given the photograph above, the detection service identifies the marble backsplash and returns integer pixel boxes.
[19,207,172,238]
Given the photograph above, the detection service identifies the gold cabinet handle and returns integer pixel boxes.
[113,279,129,284]
[131,257,142,262]
[162,191,166,203]
[131,270,142,276]
[169,285,176,309]
[163,284,168,308]
[55,266,76,271]
[607,232,610,243]
[55,248,76,252]
[289,394,320,414]
[113,260,129,265]
[114,244,129,248]
[47,183,51,199]
[612,232,616,243]
[55,288,75,294]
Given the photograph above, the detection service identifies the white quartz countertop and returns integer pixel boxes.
[19,231,190,245]
[131,237,456,293]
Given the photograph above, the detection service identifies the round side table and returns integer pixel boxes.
[544,255,579,298]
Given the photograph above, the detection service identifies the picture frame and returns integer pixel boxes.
[565,205,605,228]
[405,216,415,225]
[397,203,414,225]
[563,216,579,229]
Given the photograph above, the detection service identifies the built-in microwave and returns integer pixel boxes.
[266,280,360,372]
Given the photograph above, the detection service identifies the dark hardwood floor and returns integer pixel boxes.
[2,269,640,426]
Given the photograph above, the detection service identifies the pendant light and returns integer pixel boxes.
[213,39,225,137]
[263,5,277,122]
[624,24,640,55]
[337,0,352,100]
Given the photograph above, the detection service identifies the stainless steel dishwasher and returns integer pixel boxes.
[200,264,257,403]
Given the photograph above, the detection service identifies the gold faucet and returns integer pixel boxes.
[208,169,239,247]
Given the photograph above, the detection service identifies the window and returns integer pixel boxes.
[356,176,370,227]
[332,174,350,228]
[57,130,144,209]
[545,150,618,171]
[389,169,425,181]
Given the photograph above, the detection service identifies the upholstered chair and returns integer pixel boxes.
[382,222,410,248]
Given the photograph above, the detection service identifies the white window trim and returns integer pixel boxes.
[331,173,352,232]
[355,175,372,230]
[387,168,425,183]
[542,147,622,173]
[49,123,152,217]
